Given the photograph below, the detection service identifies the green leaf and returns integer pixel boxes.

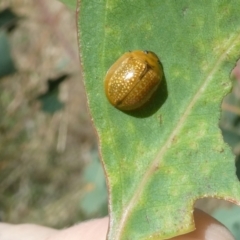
[37,74,68,114]
[220,77,240,156]
[0,30,16,78]
[0,8,20,32]
[80,152,108,217]
[58,0,76,10]
[78,1,240,239]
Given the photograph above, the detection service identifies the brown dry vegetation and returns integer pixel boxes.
[0,0,98,228]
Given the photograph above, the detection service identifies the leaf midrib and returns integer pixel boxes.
[114,33,239,240]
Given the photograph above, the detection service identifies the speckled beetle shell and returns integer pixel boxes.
[104,50,163,111]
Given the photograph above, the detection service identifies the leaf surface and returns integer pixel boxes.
[0,31,16,78]
[37,74,68,113]
[78,1,240,239]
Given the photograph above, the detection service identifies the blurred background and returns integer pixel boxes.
[0,0,107,228]
[0,0,239,238]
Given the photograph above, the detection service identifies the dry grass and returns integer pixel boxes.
[0,0,98,228]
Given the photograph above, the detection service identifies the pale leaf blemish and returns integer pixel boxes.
[213,35,236,56]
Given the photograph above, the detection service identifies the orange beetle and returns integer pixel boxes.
[104,50,163,111]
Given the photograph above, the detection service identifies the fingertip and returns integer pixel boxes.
[171,208,234,240]
[48,217,109,240]
[205,222,235,240]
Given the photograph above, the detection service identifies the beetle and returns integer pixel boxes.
[104,50,163,111]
